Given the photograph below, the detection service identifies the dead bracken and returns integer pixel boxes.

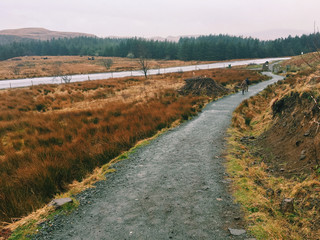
[178,77,229,97]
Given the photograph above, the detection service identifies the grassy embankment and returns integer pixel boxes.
[226,53,320,239]
[0,63,268,236]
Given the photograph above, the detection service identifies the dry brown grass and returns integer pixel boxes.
[281,52,320,71]
[0,56,211,80]
[227,66,320,239]
[0,66,266,238]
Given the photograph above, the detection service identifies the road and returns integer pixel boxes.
[33,73,284,240]
[0,57,289,89]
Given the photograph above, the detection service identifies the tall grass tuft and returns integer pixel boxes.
[0,83,207,222]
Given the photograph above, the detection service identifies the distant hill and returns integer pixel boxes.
[244,29,310,40]
[0,27,96,44]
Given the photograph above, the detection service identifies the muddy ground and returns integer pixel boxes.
[32,73,283,240]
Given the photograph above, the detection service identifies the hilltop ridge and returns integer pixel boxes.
[0,27,96,43]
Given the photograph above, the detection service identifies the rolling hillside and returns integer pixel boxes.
[0,27,96,44]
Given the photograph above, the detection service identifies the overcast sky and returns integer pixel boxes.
[1,0,320,39]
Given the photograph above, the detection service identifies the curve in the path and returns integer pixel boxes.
[34,73,284,240]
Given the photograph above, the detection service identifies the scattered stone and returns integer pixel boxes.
[280,198,294,213]
[50,198,73,209]
[276,189,282,196]
[300,155,306,160]
[216,198,223,201]
[240,136,255,142]
[254,179,263,186]
[304,130,310,136]
[228,228,246,236]
[280,168,285,172]
[266,188,275,198]
[240,137,247,142]
[295,140,302,146]
[234,216,241,220]
[221,179,232,184]
[300,150,307,160]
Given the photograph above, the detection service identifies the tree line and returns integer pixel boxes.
[0,33,319,61]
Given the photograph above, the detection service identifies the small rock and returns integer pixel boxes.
[276,189,282,196]
[300,150,307,160]
[228,228,246,236]
[280,168,285,172]
[300,155,306,160]
[234,216,241,220]
[295,140,302,146]
[304,131,310,136]
[221,179,232,184]
[50,198,73,209]
[240,137,248,142]
[280,198,294,213]
[266,188,275,198]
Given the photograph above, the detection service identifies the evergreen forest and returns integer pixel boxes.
[0,33,319,61]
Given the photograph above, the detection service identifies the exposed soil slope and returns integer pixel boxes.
[259,91,320,176]
[229,65,320,239]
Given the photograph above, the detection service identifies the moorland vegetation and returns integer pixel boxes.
[227,53,320,239]
[0,66,267,228]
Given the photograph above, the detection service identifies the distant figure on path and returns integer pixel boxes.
[240,80,248,95]
[245,78,250,92]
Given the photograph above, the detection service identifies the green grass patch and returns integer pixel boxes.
[9,199,79,240]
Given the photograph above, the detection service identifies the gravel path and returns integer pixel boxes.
[34,73,283,240]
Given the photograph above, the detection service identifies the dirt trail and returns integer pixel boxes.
[34,73,284,240]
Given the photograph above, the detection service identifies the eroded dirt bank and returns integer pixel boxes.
[33,73,283,240]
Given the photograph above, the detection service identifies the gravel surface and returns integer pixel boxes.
[33,73,283,240]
